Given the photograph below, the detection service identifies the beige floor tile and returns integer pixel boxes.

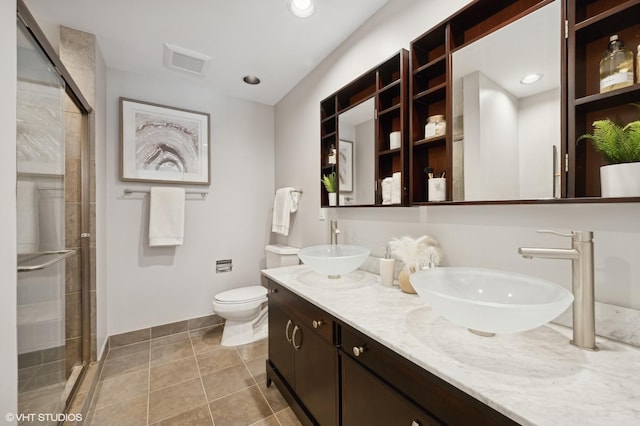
[258,379,288,413]
[101,350,149,380]
[93,369,148,410]
[150,339,194,367]
[196,346,243,376]
[275,407,303,426]
[148,378,208,424]
[150,356,199,392]
[244,355,268,382]
[201,363,255,402]
[189,326,223,354]
[209,385,272,426]
[250,415,280,426]
[150,331,190,349]
[106,341,150,360]
[236,338,268,361]
[149,404,213,426]
[88,395,147,426]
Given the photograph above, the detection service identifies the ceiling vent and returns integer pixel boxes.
[163,43,211,76]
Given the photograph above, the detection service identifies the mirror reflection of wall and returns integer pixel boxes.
[452,0,561,201]
[338,98,375,205]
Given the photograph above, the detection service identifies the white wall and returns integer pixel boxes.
[1,0,18,421]
[518,88,561,199]
[463,71,520,200]
[105,69,275,335]
[274,0,640,311]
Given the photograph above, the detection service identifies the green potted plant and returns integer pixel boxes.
[322,171,337,206]
[578,104,640,197]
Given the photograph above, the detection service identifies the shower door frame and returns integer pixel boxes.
[17,0,94,409]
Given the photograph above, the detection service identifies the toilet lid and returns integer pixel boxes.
[215,286,267,304]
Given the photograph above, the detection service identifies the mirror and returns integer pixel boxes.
[338,98,375,205]
[451,1,561,201]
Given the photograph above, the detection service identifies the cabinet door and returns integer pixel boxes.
[294,322,338,426]
[341,354,441,426]
[268,301,295,386]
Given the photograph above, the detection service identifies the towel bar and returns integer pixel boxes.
[123,188,208,199]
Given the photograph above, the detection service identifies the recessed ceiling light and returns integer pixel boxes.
[520,73,543,85]
[243,75,261,85]
[289,0,315,18]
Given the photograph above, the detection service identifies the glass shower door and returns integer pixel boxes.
[16,18,81,421]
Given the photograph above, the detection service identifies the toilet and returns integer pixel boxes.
[212,244,299,346]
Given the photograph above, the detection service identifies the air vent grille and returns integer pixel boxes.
[163,43,211,76]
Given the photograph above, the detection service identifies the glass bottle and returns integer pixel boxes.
[599,35,634,93]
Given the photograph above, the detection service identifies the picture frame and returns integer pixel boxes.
[120,97,211,185]
[338,139,353,192]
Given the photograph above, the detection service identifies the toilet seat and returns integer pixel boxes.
[212,286,267,314]
[214,286,267,304]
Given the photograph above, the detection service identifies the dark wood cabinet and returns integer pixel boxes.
[567,0,640,199]
[266,280,338,425]
[264,276,519,426]
[320,49,409,207]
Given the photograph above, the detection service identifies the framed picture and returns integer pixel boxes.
[339,139,353,192]
[120,97,210,185]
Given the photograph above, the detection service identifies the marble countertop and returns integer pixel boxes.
[262,265,640,426]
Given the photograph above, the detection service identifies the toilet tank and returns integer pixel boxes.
[265,244,300,268]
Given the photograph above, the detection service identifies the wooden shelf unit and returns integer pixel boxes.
[409,0,550,205]
[567,0,640,197]
[319,49,409,206]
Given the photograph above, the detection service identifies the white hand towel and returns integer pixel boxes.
[272,187,294,236]
[381,177,393,205]
[391,172,402,204]
[17,181,39,254]
[149,187,185,247]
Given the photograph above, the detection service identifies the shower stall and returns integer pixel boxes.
[16,6,92,421]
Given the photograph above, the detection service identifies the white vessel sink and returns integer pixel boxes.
[297,245,370,278]
[410,267,573,334]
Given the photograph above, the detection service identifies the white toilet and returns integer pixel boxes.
[212,244,299,346]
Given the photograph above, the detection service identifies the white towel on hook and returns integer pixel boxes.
[272,187,295,236]
[149,187,185,247]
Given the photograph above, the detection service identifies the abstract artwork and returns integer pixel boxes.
[120,98,210,184]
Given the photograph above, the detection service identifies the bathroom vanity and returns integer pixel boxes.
[262,265,640,425]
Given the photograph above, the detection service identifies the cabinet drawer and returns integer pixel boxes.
[264,277,334,344]
[342,354,440,426]
[340,323,518,426]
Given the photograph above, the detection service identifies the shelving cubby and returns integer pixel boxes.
[568,0,640,198]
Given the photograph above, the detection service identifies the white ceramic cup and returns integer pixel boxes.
[428,178,446,202]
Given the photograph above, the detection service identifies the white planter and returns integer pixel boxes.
[328,192,337,206]
[600,162,640,197]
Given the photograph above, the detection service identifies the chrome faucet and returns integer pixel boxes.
[330,220,340,245]
[518,230,597,351]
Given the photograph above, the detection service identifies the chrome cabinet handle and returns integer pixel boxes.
[292,325,302,350]
[312,320,325,329]
[285,320,293,344]
[352,346,366,357]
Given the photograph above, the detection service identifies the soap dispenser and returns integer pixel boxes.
[379,245,395,287]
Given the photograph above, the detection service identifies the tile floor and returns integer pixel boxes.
[86,325,302,426]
